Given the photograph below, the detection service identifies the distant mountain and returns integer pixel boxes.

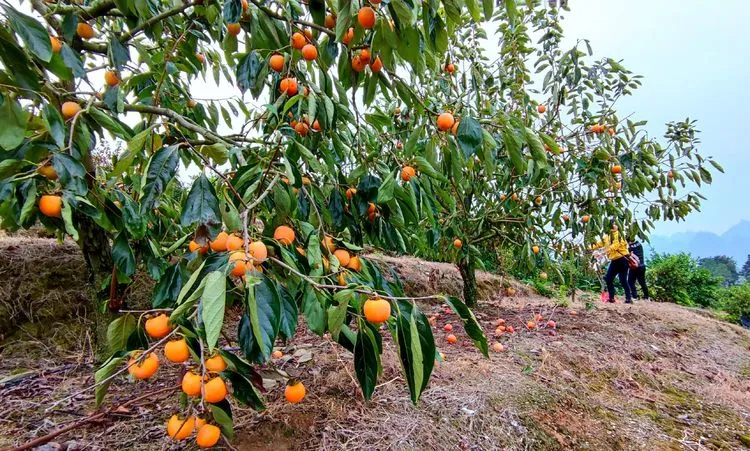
[646,220,750,265]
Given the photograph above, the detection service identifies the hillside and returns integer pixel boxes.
[1,238,749,450]
[649,220,750,264]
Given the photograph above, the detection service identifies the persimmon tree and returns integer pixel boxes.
[0,0,495,445]
[0,0,721,447]
[369,3,722,306]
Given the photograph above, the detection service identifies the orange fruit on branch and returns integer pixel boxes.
[347,255,361,271]
[227,23,241,35]
[291,32,306,49]
[205,354,227,372]
[50,35,62,53]
[273,225,295,246]
[581,215,590,223]
[333,248,351,266]
[38,164,57,180]
[229,251,248,277]
[189,240,209,255]
[325,14,336,29]
[128,352,159,379]
[359,48,371,64]
[285,381,306,403]
[357,6,376,28]
[279,77,298,96]
[226,234,243,251]
[76,22,95,39]
[363,297,391,323]
[210,231,229,252]
[342,27,354,46]
[104,70,119,87]
[531,245,540,255]
[537,104,546,113]
[203,376,228,403]
[39,195,62,218]
[269,53,284,72]
[346,187,357,200]
[196,424,221,448]
[166,415,194,440]
[453,239,462,249]
[196,52,205,64]
[145,313,172,339]
[611,164,622,174]
[182,371,204,396]
[445,63,455,73]
[400,165,416,182]
[351,55,367,72]
[301,43,317,61]
[436,112,455,131]
[61,101,81,120]
[370,55,383,72]
[164,338,190,363]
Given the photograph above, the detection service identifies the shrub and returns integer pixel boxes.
[647,253,721,307]
[719,284,750,324]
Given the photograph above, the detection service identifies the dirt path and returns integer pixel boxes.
[1,239,749,450]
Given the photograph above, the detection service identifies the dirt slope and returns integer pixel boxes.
[1,239,749,450]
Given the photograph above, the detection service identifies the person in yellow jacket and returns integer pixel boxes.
[591,222,633,304]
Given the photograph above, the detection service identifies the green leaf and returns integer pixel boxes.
[277,283,298,340]
[223,0,242,23]
[108,37,130,71]
[376,171,396,203]
[210,402,234,439]
[236,51,262,94]
[505,0,517,26]
[242,274,281,362]
[221,351,266,410]
[5,7,53,62]
[327,289,351,340]
[502,125,526,173]
[302,286,326,335]
[51,153,88,196]
[482,0,494,21]
[60,45,85,78]
[354,318,379,400]
[0,95,29,150]
[112,232,135,277]
[61,197,78,241]
[199,143,229,165]
[181,174,222,228]
[42,103,65,148]
[413,156,448,182]
[464,0,481,22]
[141,145,179,210]
[525,127,548,167]
[456,117,483,158]
[94,352,127,407]
[106,314,136,353]
[393,301,433,404]
[443,296,488,356]
[152,264,184,308]
[201,271,227,352]
[176,260,206,305]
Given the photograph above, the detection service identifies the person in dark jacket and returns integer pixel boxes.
[627,238,649,300]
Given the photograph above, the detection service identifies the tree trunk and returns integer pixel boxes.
[458,254,478,308]
[76,214,117,360]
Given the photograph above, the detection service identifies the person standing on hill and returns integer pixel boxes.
[591,221,633,304]
[627,237,649,301]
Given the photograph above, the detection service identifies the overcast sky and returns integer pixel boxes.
[554,0,749,236]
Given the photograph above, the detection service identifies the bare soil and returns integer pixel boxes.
[1,238,749,450]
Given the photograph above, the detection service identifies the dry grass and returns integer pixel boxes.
[1,240,749,450]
